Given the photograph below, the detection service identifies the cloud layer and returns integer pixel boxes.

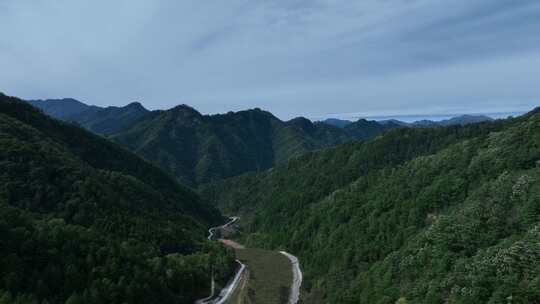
[1,0,540,119]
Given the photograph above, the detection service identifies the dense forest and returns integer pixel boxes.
[0,93,235,303]
[30,98,403,186]
[110,105,354,186]
[14,92,540,303]
[202,109,540,303]
[31,99,455,188]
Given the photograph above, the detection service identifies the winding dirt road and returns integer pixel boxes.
[197,217,303,304]
[196,217,245,304]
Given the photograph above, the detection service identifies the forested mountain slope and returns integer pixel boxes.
[111,105,353,185]
[0,93,234,304]
[27,98,149,135]
[202,109,540,303]
[28,98,405,186]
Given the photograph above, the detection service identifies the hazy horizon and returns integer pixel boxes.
[23,94,531,123]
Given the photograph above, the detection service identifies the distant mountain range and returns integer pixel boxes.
[323,114,493,128]
[27,98,404,185]
[111,105,353,185]
[342,119,402,139]
[26,98,497,186]
[27,98,149,135]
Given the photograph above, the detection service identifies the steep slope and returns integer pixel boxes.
[27,98,149,135]
[111,106,352,186]
[0,94,234,303]
[202,110,540,303]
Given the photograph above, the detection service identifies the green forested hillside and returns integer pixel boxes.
[28,99,403,186]
[0,94,234,304]
[202,110,540,303]
[111,105,353,186]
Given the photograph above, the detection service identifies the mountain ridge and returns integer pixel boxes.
[110,105,355,185]
[27,98,150,135]
[321,114,494,128]
[27,98,499,188]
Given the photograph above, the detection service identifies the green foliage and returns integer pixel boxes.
[29,98,403,186]
[111,106,356,186]
[203,110,540,303]
[0,93,235,303]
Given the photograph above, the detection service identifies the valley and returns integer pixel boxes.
[201,217,302,304]
[3,2,540,303]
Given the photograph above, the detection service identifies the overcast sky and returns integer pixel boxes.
[1,0,540,119]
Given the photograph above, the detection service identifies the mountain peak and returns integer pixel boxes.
[125,101,147,111]
[288,117,316,133]
[170,104,201,114]
[240,107,276,117]
[322,118,353,128]
[288,116,311,124]
[166,104,204,126]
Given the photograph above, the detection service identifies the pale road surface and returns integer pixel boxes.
[195,260,246,304]
[212,260,246,304]
[218,239,245,249]
[280,251,303,304]
[195,217,245,304]
[208,216,239,240]
[197,217,303,304]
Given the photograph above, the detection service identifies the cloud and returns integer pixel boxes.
[1,0,539,118]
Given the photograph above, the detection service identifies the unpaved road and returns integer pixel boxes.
[219,239,245,249]
[279,251,303,304]
[196,217,245,304]
[197,217,303,304]
[195,260,246,304]
[208,217,239,240]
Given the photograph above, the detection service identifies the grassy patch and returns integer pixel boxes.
[230,248,293,304]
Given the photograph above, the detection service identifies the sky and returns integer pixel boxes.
[1,0,540,120]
